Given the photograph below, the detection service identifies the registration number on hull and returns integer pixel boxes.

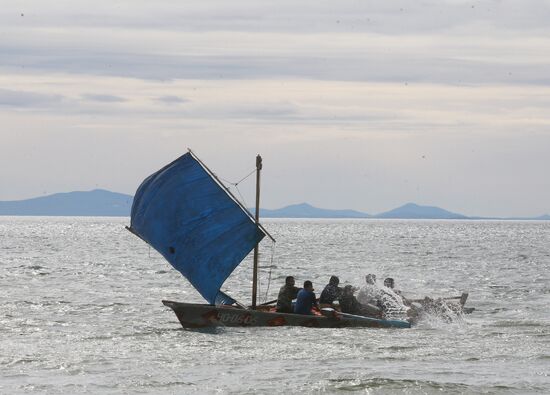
[201,309,258,325]
[218,312,257,325]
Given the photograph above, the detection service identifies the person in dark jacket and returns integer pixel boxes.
[276,276,300,313]
[294,281,319,315]
[339,285,361,314]
[319,275,343,307]
[340,284,382,318]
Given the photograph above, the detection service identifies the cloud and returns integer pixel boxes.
[3,34,550,86]
[81,94,127,103]
[0,88,64,108]
[4,1,550,34]
[1,1,549,216]
[2,2,550,85]
[156,95,188,105]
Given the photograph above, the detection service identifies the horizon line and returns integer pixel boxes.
[0,189,548,219]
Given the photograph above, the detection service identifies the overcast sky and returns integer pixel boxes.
[1,1,549,217]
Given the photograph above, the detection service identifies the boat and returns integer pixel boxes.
[126,149,411,329]
[161,301,411,328]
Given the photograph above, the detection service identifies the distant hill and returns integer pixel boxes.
[0,190,548,220]
[0,189,132,216]
[259,203,371,218]
[375,202,468,219]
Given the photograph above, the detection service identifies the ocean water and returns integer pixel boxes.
[1,217,549,394]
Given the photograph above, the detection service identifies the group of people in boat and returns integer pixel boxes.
[275,273,409,319]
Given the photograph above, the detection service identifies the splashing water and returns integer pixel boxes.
[413,297,466,325]
[357,281,410,320]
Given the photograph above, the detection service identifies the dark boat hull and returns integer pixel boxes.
[162,300,411,329]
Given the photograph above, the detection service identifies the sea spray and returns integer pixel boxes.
[357,278,409,320]
[415,297,466,324]
[376,285,410,320]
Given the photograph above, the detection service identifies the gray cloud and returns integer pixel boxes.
[156,95,188,105]
[4,1,550,33]
[0,89,64,107]
[2,1,550,86]
[81,94,127,103]
[2,48,549,86]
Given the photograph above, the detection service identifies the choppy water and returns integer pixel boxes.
[1,217,549,394]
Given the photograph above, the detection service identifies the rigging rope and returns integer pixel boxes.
[234,185,250,213]
[218,166,273,304]
[219,167,256,213]
[219,168,256,187]
[262,241,276,304]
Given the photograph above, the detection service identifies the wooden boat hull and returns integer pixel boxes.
[162,300,411,329]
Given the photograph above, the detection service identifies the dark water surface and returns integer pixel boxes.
[1,217,549,394]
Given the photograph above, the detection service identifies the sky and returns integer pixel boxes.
[1,0,549,217]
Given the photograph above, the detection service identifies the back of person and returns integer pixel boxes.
[276,276,300,313]
[294,281,317,315]
[377,285,408,319]
[319,275,342,306]
[356,274,383,317]
[339,285,361,315]
[357,273,379,305]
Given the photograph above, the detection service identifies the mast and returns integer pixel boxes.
[251,154,262,309]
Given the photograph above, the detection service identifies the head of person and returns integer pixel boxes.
[365,274,376,285]
[343,284,355,295]
[303,280,313,291]
[384,277,395,289]
[285,276,295,287]
[329,275,340,286]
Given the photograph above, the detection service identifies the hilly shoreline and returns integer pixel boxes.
[0,189,548,220]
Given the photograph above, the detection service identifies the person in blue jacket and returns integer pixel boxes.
[294,280,319,315]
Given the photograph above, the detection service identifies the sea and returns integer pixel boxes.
[1,217,549,394]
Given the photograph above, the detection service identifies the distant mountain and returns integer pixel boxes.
[259,203,371,218]
[1,190,548,220]
[0,189,133,216]
[375,202,468,219]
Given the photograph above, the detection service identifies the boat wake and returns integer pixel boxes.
[362,282,470,326]
[409,297,468,327]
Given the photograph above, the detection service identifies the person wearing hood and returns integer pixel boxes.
[319,275,343,308]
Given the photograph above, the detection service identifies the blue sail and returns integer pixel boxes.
[130,152,266,304]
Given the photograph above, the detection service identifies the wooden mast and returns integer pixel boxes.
[251,154,262,309]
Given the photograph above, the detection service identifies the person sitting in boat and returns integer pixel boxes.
[383,277,395,290]
[383,277,405,296]
[357,274,379,305]
[339,285,361,314]
[340,285,382,318]
[294,280,319,315]
[383,277,411,305]
[276,276,300,313]
[376,277,410,319]
[356,274,385,317]
[319,275,343,308]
